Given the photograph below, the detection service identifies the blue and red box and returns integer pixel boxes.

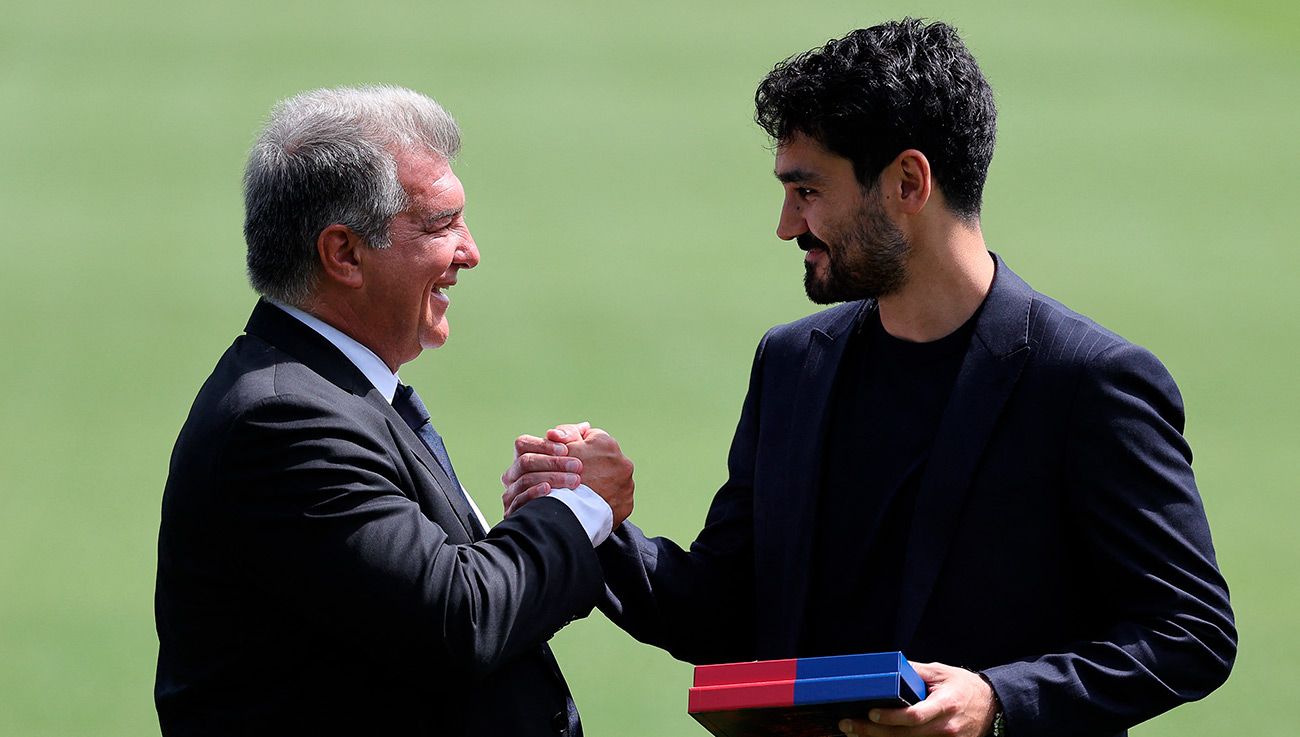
[688,652,926,737]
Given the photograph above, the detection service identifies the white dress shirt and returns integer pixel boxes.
[272,301,613,546]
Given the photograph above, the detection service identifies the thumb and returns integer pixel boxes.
[910,662,949,684]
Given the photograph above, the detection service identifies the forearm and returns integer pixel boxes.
[597,521,756,664]
[224,399,605,679]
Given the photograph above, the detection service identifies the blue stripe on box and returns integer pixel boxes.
[793,651,926,703]
[793,674,900,705]
[795,652,902,680]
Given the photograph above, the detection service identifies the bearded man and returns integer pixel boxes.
[505,18,1235,737]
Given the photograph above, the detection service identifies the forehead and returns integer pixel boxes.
[774,133,855,184]
[393,148,463,208]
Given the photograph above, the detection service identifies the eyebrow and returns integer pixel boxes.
[775,168,826,185]
[422,207,462,227]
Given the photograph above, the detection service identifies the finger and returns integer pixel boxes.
[502,478,541,512]
[501,454,579,483]
[504,471,581,498]
[504,471,582,500]
[546,422,591,442]
[868,699,944,727]
[504,482,550,516]
[502,453,582,484]
[514,434,570,459]
[909,661,946,682]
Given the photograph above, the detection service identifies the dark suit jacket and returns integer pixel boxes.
[156,301,602,736]
[597,256,1235,737]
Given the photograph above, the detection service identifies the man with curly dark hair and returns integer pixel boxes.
[508,19,1235,737]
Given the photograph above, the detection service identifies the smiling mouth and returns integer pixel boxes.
[796,233,829,252]
[429,283,455,305]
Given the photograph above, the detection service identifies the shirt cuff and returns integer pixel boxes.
[547,484,614,546]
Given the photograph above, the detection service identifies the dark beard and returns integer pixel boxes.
[801,195,909,304]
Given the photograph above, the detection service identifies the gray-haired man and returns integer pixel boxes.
[155,86,632,736]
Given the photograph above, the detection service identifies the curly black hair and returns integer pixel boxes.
[755,18,997,222]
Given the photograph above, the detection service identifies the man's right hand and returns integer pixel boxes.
[504,424,635,528]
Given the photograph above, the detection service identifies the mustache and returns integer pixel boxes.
[797,233,829,251]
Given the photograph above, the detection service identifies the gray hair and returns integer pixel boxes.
[243,85,461,306]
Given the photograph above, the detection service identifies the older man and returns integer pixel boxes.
[155,86,632,736]
[507,19,1235,737]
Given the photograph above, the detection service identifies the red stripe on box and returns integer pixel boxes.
[688,679,797,712]
[693,658,798,687]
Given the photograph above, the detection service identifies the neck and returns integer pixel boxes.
[301,293,405,373]
[876,221,994,343]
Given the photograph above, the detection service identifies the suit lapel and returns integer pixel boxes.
[769,302,869,656]
[376,392,484,542]
[894,257,1032,647]
[245,300,482,541]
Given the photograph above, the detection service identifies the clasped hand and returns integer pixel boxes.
[501,422,634,528]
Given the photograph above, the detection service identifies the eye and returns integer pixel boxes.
[795,187,817,199]
[426,212,460,234]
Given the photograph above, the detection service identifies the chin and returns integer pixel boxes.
[421,324,450,350]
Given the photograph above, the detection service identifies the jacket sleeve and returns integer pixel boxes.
[219,393,604,680]
[982,341,1237,736]
[595,332,771,665]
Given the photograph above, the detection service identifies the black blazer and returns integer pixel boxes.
[156,301,602,736]
[598,256,1235,737]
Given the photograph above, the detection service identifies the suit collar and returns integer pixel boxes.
[809,299,874,343]
[970,253,1034,359]
[270,300,400,403]
[245,299,376,398]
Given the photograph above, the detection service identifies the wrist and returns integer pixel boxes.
[978,673,1006,737]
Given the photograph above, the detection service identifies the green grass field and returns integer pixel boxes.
[2,0,1296,734]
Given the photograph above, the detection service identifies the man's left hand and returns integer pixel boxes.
[838,662,996,737]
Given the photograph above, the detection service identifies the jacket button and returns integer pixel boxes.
[552,711,567,735]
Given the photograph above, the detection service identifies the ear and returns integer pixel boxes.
[316,224,366,289]
[889,149,932,216]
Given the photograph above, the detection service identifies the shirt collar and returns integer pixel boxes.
[270,301,401,403]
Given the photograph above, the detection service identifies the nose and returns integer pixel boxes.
[454,225,480,269]
[775,193,806,241]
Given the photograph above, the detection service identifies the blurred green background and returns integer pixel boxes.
[2,0,1295,734]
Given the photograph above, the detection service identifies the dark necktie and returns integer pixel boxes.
[392,384,464,496]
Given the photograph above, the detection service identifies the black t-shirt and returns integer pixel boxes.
[802,307,975,657]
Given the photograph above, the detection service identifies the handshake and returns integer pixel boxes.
[500,422,636,528]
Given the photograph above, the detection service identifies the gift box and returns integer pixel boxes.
[688,652,926,737]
